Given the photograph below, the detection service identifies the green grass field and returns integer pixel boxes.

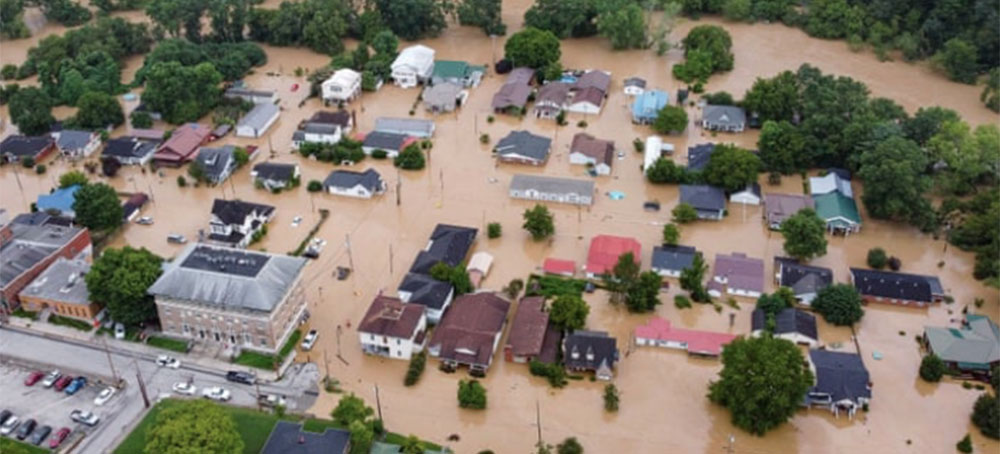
[48,314,94,331]
[1,437,50,454]
[145,336,189,353]
[233,329,301,370]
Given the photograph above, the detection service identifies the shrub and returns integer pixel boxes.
[632,138,643,152]
[867,248,887,269]
[672,203,698,224]
[603,384,619,412]
[487,222,502,239]
[307,180,323,192]
[458,380,487,409]
[404,351,426,386]
[176,176,187,187]
[674,295,692,309]
[888,256,902,271]
[972,393,999,439]
[394,145,426,170]
[371,149,388,159]
[576,120,587,128]
[479,133,490,144]
[529,360,567,388]
[919,354,946,382]
[35,164,46,174]
[956,434,972,453]
[20,156,34,168]
[0,64,16,80]
[486,115,495,123]
[556,110,567,126]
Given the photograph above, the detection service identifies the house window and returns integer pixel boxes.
[164,308,171,315]
[396,339,401,345]
[260,338,267,347]
[183,324,190,334]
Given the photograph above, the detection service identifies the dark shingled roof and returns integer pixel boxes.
[680,184,726,212]
[429,292,510,367]
[358,295,424,338]
[103,137,158,160]
[563,330,618,372]
[408,224,478,274]
[252,162,297,182]
[309,110,352,128]
[261,421,349,454]
[210,199,275,226]
[849,268,933,303]
[363,131,410,151]
[751,308,818,341]
[323,168,383,192]
[398,273,454,311]
[1,135,53,159]
[506,296,550,358]
[651,245,697,273]
[775,257,833,296]
[686,143,715,171]
[809,350,871,403]
[495,130,551,162]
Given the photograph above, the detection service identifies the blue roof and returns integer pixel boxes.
[632,90,669,121]
[37,185,81,216]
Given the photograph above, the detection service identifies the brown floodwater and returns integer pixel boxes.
[1,2,999,453]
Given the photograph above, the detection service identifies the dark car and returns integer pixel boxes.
[24,371,44,386]
[15,418,36,440]
[225,371,255,385]
[0,410,11,426]
[29,425,51,446]
[643,201,661,211]
[49,427,71,449]
[53,376,73,391]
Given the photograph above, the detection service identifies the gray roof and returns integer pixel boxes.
[17,257,91,305]
[849,268,933,303]
[624,77,646,88]
[573,70,611,93]
[680,184,726,212]
[509,174,594,196]
[399,272,453,310]
[809,350,871,402]
[651,245,697,272]
[56,130,95,151]
[225,87,275,99]
[492,82,532,110]
[751,308,818,341]
[564,330,618,371]
[1,222,85,289]
[323,168,383,191]
[148,244,307,313]
[302,122,340,135]
[703,105,746,127]
[252,162,297,182]
[261,421,349,454]
[211,199,275,226]
[237,102,279,130]
[363,131,410,151]
[775,257,832,295]
[925,315,1000,368]
[423,82,463,107]
[195,145,236,181]
[495,131,551,162]
[508,67,535,85]
[374,117,434,136]
[686,143,715,171]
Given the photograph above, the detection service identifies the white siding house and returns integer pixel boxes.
[321,69,362,103]
[391,45,435,89]
[357,296,427,361]
[324,169,386,199]
[236,103,280,138]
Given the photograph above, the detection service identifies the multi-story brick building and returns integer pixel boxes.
[148,244,308,354]
[18,258,100,321]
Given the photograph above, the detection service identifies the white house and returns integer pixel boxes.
[709,252,765,298]
[643,136,674,171]
[54,130,100,159]
[207,199,276,248]
[291,123,342,150]
[568,133,613,176]
[623,77,646,96]
[323,168,386,199]
[236,102,280,138]
[729,183,762,205]
[321,69,362,103]
[357,295,427,360]
[566,87,604,114]
[751,308,819,347]
[509,174,595,206]
[391,45,435,89]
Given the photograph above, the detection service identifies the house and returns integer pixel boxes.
[323,168,386,199]
[634,317,737,357]
[121,193,148,222]
[751,308,818,347]
[223,87,276,104]
[814,192,862,234]
[397,224,477,323]
[422,82,465,113]
[466,252,493,288]
[397,274,454,325]
[631,90,668,124]
[374,117,435,138]
[542,258,576,277]
[651,244,697,278]
[154,123,210,166]
[764,193,815,230]
[679,184,726,221]
[533,82,570,119]
[494,131,551,165]
[18,258,99,322]
[585,235,641,279]
[567,86,605,114]
[427,292,511,375]
[810,172,853,197]
[686,143,714,171]
[361,131,416,158]
[308,111,354,133]
[358,295,427,360]
[806,350,872,419]
[236,102,280,138]
[563,330,618,380]
[53,130,100,159]
[207,199,276,249]
[729,183,762,205]
[492,71,533,114]
[509,174,594,206]
[321,69,362,103]
[193,145,237,184]
[642,136,674,171]
[102,136,159,166]
[569,133,614,175]
[623,77,646,96]
[36,185,81,219]
[504,296,557,363]
[431,60,485,87]
[774,257,833,304]
[710,252,764,298]
[291,123,342,150]
[251,162,300,190]
[849,268,935,307]
[149,244,308,354]
[1,135,56,164]
[924,314,1000,378]
[391,45,435,88]
[129,128,166,142]
[573,70,612,93]
[702,105,746,132]
[261,421,350,454]
[0,216,91,313]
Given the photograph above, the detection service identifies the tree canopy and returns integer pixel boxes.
[247,0,351,55]
[458,0,506,36]
[374,0,447,41]
[522,204,555,240]
[679,252,709,302]
[780,208,828,261]
[811,283,864,326]
[85,246,164,325]
[702,144,760,192]
[596,0,647,50]
[393,144,426,170]
[857,135,932,226]
[758,120,806,174]
[72,91,125,130]
[59,171,88,189]
[973,393,999,439]
[142,61,223,124]
[504,27,561,70]
[548,294,589,330]
[9,87,54,135]
[652,105,688,134]
[73,183,124,232]
[458,379,487,409]
[673,25,733,83]
[144,400,243,454]
[625,271,663,312]
[523,0,598,39]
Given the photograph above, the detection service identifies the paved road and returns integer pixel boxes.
[0,327,319,454]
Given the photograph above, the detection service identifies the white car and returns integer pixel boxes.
[94,387,116,406]
[41,370,61,388]
[172,382,197,396]
[156,355,181,369]
[291,216,303,227]
[301,329,318,351]
[114,323,126,340]
[136,216,154,225]
[1,416,19,435]
[70,410,100,426]
[201,387,231,402]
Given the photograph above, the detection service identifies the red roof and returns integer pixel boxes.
[155,123,210,162]
[542,258,575,276]
[505,296,549,358]
[585,235,641,275]
[634,317,737,356]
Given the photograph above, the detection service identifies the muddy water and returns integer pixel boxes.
[1,2,999,453]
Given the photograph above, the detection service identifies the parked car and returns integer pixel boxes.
[49,428,71,449]
[643,200,661,211]
[0,410,11,426]
[69,410,99,426]
[53,376,73,391]
[65,377,87,395]
[172,382,197,396]
[201,387,231,402]
[114,323,126,340]
[301,330,318,351]
[258,394,287,408]
[29,425,51,446]
[225,371,255,385]
[166,233,187,244]
[15,419,36,440]
[156,355,181,369]
[41,370,61,388]
[94,387,116,406]
[0,416,18,435]
[136,216,154,225]
[24,371,44,387]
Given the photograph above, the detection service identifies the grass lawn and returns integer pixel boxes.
[146,335,189,353]
[48,314,94,331]
[384,432,444,451]
[0,438,49,454]
[10,308,38,320]
[233,329,301,370]
[525,274,588,298]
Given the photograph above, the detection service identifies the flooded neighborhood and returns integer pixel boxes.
[0,0,998,453]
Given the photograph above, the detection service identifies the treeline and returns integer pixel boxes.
[0,0,93,39]
[523,0,655,50]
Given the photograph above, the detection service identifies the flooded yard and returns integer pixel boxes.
[1,1,999,452]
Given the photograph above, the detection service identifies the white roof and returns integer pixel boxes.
[392,45,435,74]
[643,136,674,171]
[466,252,493,275]
[809,173,853,197]
[323,69,361,89]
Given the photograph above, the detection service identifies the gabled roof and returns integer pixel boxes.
[409,224,478,274]
[732,183,761,199]
[651,244,697,272]
[632,90,668,119]
[570,133,613,166]
[703,105,746,127]
[37,185,81,216]
[570,86,604,107]
[623,77,646,88]
[432,60,483,79]
[586,235,641,275]
[224,87,276,99]
[56,130,96,150]
[103,137,158,160]
[362,131,413,151]
[809,350,871,403]
[635,317,737,356]
[714,252,764,294]
[429,292,511,367]
[680,184,726,212]
[211,199,275,225]
[374,117,435,136]
[1,222,87,289]
[564,330,618,371]
[751,308,818,341]
[813,192,861,225]
[324,168,383,192]
[322,69,361,88]
[358,295,424,339]
[495,130,551,162]
[466,251,493,275]
[309,111,352,128]
[849,268,933,302]
[506,296,550,358]
[261,421,350,454]
[925,314,1000,368]
[157,123,209,161]
[492,82,532,110]
[423,82,463,107]
[237,102,279,130]
[195,145,236,181]
[252,162,298,182]
[301,122,340,135]
[398,273,453,310]
[809,172,853,197]
[1,135,54,158]
[392,45,435,73]
[775,257,833,295]
[686,143,714,171]
[507,67,536,85]
[536,82,570,106]
[509,174,594,197]
[765,193,815,225]
[543,258,576,275]
[572,70,611,93]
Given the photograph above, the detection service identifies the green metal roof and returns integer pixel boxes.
[813,192,861,225]
[432,60,483,79]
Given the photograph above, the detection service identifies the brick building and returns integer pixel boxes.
[19,258,100,321]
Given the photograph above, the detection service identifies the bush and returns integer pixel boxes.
[486,115,494,123]
[557,437,584,454]
[674,294,692,309]
[972,393,999,439]
[458,380,487,409]
[176,176,187,187]
[632,138,643,152]
[919,354,946,382]
[529,360,567,388]
[487,222,502,239]
[307,180,323,192]
[35,164,46,174]
[888,256,902,271]
[394,145,425,170]
[479,133,490,144]
[956,434,973,453]
[603,384,619,412]
[672,203,698,224]
[21,156,34,168]
[0,64,16,80]
[404,351,426,386]
[576,120,587,128]
[867,248,887,269]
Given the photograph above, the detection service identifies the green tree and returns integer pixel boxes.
[982,68,1000,112]
[393,144,426,170]
[504,27,561,70]
[58,170,88,188]
[429,262,474,295]
[866,247,887,269]
[956,434,973,453]
[662,223,680,245]
[332,393,374,427]
[811,284,864,326]
[348,420,375,454]
[458,379,487,409]
[557,437,584,454]
[400,435,424,454]
[404,351,426,386]
[972,393,999,439]
[675,25,733,81]
[131,111,153,128]
[0,0,30,39]
[722,0,751,21]
[702,144,761,192]
[9,86,54,135]
[85,246,163,325]
[780,208,827,260]
[934,38,979,84]
[370,30,399,56]
[919,354,946,382]
[757,120,806,174]
[457,0,506,35]
[142,61,223,124]
[903,106,961,146]
[549,294,589,330]
[144,400,243,454]
[646,158,690,184]
[652,105,688,134]
[742,71,798,123]
[73,91,125,129]
[523,0,598,39]
[603,383,619,411]
[754,292,791,321]
[709,336,813,435]
[374,0,447,40]
[487,222,502,239]
[625,271,663,312]
[596,1,647,50]
[672,203,698,224]
[307,180,323,192]
[233,147,249,167]
[73,183,124,231]
[857,136,932,226]
[680,252,709,302]
[603,252,639,304]
[522,204,555,240]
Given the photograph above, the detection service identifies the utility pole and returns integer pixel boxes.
[535,400,542,445]
[336,324,343,359]
[132,358,150,409]
[101,336,120,385]
[723,434,735,454]
[388,244,394,275]
[345,234,354,270]
[395,170,401,206]
[374,384,383,422]
[254,379,263,411]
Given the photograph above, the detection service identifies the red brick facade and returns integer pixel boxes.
[1,228,91,312]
